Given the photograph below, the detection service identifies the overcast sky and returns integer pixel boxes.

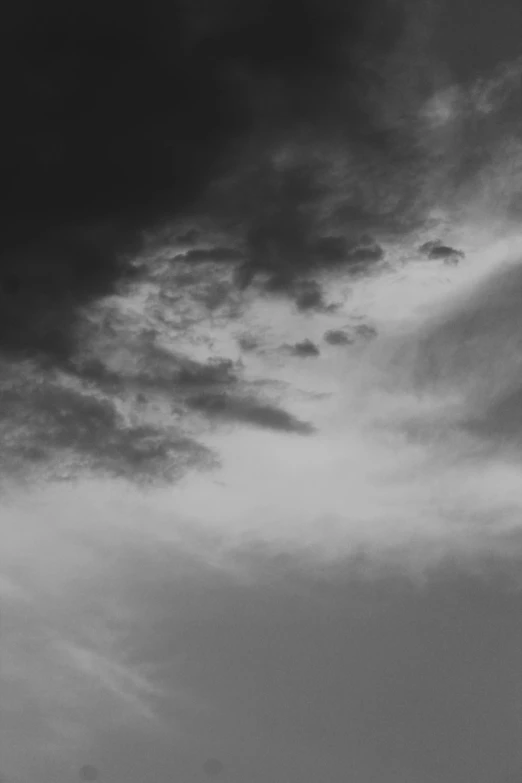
[1,2,522,782]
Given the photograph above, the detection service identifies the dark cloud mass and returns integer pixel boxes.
[1,0,519,364]
[0,0,521,481]
[0,326,314,485]
[0,0,416,363]
[182,247,245,264]
[0,360,216,487]
[3,4,522,781]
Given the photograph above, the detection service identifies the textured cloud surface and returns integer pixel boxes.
[1,1,522,782]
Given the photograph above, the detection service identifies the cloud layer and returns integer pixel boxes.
[2,3,522,782]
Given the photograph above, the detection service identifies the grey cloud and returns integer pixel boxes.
[464,386,522,449]
[237,334,260,352]
[176,358,239,389]
[206,157,392,295]
[320,322,376,345]
[324,329,353,345]
[183,247,245,264]
[0,224,139,363]
[294,281,327,312]
[346,240,385,266]
[310,234,384,275]
[187,392,315,434]
[419,239,465,263]
[3,0,521,374]
[407,260,522,396]
[258,278,336,313]
[0,366,215,486]
[0,0,411,367]
[355,323,378,340]
[289,339,321,357]
[0,315,318,484]
[396,259,522,454]
[238,163,340,289]
[176,228,202,245]
[71,345,239,398]
[309,235,349,264]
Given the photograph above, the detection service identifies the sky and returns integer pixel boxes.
[1,1,522,782]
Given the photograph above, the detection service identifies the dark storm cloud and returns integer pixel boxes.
[0,224,141,363]
[434,0,522,83]
[176,228,202,246]
[0,0,413,363]
[2,0,517,369]
[204,158,392,293]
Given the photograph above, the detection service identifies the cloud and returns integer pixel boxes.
[397,255,522,400]
[176,358,239,389]
[183,247,245,264]
[324,330,353,345]
[205,156,394,296]
[294,281,328,312]
[435,0,522,82]
[419,239,465,262]
[2,0,518,377]
[187,393,315,434]
[405,257,522,450]
[3,8,522,780]
[0,224,140,362]
[0,0,412,366]
[289,340,321,358]
[237,334,260,352]
[345,239,385,266]
[0,361,216,487]
[0,258,320,486]
[3,233,522,781]
[355,324,378,340]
